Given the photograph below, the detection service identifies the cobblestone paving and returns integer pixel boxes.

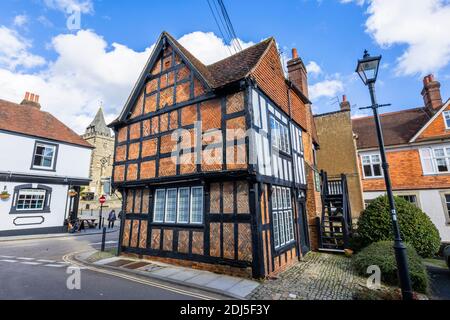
[248,252,358,300]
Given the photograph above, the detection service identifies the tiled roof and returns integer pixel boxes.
[0,98,93,148]
[352,107,431,149]
[165,32,273,89]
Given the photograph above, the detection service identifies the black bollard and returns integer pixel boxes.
[101,227,106,252]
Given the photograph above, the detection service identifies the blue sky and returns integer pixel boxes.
[0,0,449,133]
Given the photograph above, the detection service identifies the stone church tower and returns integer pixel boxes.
[82,107,115,202]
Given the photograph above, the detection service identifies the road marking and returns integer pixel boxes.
[0,256,16,259]
[44,264,66,268]
[91,241,118,245]
[63,252,218,300]
[37,259,56,263]
[17,257,35,261]
[0,259,18,263]
[20,262,41,266]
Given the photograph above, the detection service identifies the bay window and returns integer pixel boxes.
[153,186,203,224]
[271,186,295,249]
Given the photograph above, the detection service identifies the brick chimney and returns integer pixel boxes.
[422,75,442,112]
[340,95,351,111]
[20,91,41,109]
[287,48,309,99]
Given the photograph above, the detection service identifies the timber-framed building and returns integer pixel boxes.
[110,32,322,278]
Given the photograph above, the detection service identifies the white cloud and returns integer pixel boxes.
[309,78,344,101]
[0,26,46,70]
[177,31,254,65]
[0,29,254,134]
[340,0,366,5]
[344,0,450,76]
[13,15,28,27]
[43,0,94,14]
[306,61,322,76]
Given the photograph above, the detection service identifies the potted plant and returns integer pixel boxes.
[68,189,78,197]
[0,187,10,200]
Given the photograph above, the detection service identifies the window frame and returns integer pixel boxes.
[269,115,291,155]
[420,145,450,175]
[152,186,204,226]
[440,192,450,225]
[30,141,58,172]
[443,111,450,130]
[10,184,52,215]
[361,153,383,179]
[271,186,295,250]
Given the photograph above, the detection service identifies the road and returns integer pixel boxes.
[0,231,223,300]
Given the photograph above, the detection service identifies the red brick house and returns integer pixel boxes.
[354,75,450,242]
[109,32,322,278]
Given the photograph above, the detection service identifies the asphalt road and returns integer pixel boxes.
[0,231,222,300]
[428,265,450,300]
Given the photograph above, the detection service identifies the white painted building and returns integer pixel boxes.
[0,93,92,236]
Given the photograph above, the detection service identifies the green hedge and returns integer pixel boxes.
[357,196,441,258]
[353,241,429,293]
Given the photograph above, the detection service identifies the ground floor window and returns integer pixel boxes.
[397,195,419,208]
[10,184,52,214]
[271,186,295,249]
[153,186,203,224]
[441,193,450,224]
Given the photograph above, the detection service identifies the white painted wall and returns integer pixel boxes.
[0,132,91,179]
[0,182,69,233]
[364,190,450,242]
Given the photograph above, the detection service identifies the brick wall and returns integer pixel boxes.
[361,149,450,191]
[418,104,450,140]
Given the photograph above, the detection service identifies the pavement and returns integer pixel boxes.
[0,231,225,300]
[0,226,120,243]
[248,252,358,300]
[427,264,450,300]
[73,252,260,300]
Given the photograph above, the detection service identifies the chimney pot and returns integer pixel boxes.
[342,95,347,102]
[20,91,41,109]
[35,95,40,103]
[25,92,30,100]
[340,95,351,111]
[292,48,298,59]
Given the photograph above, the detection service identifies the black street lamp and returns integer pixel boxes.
[356,50,414,300]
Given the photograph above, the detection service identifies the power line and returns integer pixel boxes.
[206,0,242,55]
[206,0,233,56]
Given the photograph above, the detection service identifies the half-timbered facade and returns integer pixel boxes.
[110,32,321,278]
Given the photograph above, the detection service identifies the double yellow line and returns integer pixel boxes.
[62,252,219,300]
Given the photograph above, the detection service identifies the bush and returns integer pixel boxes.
[353,241,429,294]
[357,196,441,258]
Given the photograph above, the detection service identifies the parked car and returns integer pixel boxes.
[444,246,450,270]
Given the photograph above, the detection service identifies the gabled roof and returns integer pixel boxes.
[0,98,93,148]
[409,98,450,143]
[352,107,431,149]
[113,32,274,125]
[86,107,111,137]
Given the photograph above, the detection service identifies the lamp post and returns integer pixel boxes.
[356,50,414,300]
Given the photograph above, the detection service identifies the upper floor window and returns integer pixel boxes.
[153,186,203,224]
[420,146,450,174]
[361,154,383,178]
[270,116,290,154]
[32,142,57,170]
[443,111,450,129]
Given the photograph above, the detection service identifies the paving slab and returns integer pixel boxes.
[227,279,260,298]
[185,273,220,286]
[205,275,243,291]
[167,269,202,282]
[93,257,121,266]
[150,267,184,278]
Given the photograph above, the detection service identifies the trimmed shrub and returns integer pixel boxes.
[357,196,441,258]
[353,241,429,294]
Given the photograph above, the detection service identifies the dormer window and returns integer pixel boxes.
[443,111,450,129]
[31,142,58,171]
